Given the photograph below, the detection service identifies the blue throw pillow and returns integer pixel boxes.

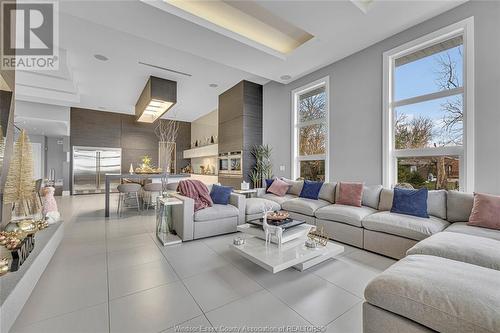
[391,187,429,218]
[265,179,274,192]
[299,180,324,200]
[210,184,233,205]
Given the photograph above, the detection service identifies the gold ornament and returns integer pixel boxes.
[0,258,9,276]
[307,226,330,247]
[4,129,34,217]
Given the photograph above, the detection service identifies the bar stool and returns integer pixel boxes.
[117,183,141,217]
[142,182,163,210]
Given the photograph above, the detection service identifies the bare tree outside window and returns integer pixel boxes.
[295,84,328,181]
[394,42,463,190]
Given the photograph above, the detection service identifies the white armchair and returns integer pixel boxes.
[171,193,246,241]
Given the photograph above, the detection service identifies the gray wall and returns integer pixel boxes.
[263,0,500,194]
[29,134,46,179]
[46,136,70,191]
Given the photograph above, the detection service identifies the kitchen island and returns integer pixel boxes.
[104,173,190,217]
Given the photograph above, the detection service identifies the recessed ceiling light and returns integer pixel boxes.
[94,54,109,61]
[209,83,218,88]
[280,75,292,80]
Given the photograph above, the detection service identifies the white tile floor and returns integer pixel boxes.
[10,194,396,333]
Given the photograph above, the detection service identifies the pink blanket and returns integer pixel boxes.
[177,179,213,211]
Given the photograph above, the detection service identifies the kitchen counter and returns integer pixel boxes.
[104,173,190,217]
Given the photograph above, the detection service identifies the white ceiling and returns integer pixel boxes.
[15,0,467,122]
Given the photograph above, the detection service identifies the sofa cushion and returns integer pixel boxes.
[365,254,500,333]
[315,204,377,227]
[378,188,393,211]
[468,192,500,230]
[261,193,296,206]
[447,190,474,222]
[362,211,449,241]
[378,188,447,219]
[245,198,280,215]
[391,188,429,218]
[362,185,382,209]
[281,178,303,196]
[194,204,239,222]
[445,222,500,241]
[318,182,336,203]
[407,231,500,270]
[427,190,447,220]
[267,178,290,196]
[337,182,364,207]
[281,198,330,216]
[210,184,233,205]
[299,180,323,200]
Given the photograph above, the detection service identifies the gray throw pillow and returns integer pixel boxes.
[447,190,474,222]
[319,182,336,203]
[281,177,303,196]
[427,190,447,219]
[362,185,383,209]
[378,188,394,211]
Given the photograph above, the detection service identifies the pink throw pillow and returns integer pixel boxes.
[267,178,291,197]
[337,182,364,207]
[468,192,500,230]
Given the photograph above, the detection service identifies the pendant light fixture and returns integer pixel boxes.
[135,76,177,123]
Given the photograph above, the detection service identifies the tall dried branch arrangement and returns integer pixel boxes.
[4,129,34,216]
[155,120,179,173]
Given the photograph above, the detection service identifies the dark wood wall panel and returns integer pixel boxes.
[218,80,262,186]
[122,148,158,174]
[70,108,191,178]
[120,115,158,150]
[218,117,243,153]
[70,108,122,148]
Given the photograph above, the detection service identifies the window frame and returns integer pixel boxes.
[382,17,474,191]
[291,76,330,182]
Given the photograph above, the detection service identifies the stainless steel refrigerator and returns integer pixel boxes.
[72,146,122,195]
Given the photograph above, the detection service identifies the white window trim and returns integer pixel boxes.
[291,76,330,181]
[382,17,474,191]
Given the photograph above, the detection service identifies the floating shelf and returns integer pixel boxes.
[183,144,218,159]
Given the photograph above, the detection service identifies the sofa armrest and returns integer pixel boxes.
[229,193,246,225]
[171,194,195,241]
[255,188,266,197]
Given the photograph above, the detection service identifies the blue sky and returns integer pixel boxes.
[394,45,463,146]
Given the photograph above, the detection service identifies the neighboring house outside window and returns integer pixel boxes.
[291,77,329,182]
[383,18,474,191]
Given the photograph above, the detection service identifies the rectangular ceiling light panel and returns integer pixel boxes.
[136,76,177,123]
[165,0,313,55]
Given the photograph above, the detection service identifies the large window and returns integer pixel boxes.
[383,18,474,191]
[292,77,329,181]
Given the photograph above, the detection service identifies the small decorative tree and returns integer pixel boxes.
[155,119,179,173]
[4,129,34,217]
[249,144,273,188]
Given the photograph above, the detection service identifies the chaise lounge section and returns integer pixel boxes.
[363,191,500,333]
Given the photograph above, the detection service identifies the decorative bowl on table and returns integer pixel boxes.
[266,211,289,221]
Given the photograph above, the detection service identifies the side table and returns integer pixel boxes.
[233,189,257,198]
[155,196,183,246]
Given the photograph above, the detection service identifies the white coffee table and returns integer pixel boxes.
[230,236,344,274]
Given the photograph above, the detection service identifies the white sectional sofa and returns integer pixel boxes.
[246,180,453,259]
[244,179,500,333]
